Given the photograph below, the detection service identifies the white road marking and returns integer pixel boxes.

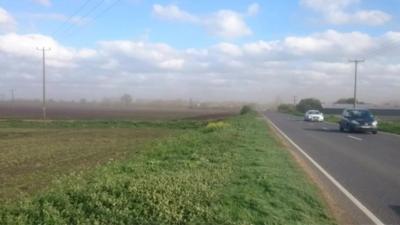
[265,117,385,225]
[348,135,363,141]
[322,127,328,130]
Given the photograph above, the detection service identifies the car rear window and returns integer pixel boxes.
[349,110,374,119]
[309,111,320,114]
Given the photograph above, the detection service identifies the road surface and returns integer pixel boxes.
[265,112,400,225]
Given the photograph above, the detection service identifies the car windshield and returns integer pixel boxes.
[309,111,320,114]
[348,110,374,119]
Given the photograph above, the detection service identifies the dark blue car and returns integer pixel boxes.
[339,109,378,134]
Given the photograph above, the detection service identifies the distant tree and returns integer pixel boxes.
[335,98,365,104]
[296,98,322,113]
[79,98,87,104]
[240,105,255,115]
[278,104,296,113]
[120,94,133,105]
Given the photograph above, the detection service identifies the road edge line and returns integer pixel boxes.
[265,116,385,225]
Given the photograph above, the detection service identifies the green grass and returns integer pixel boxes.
[324,115,340,123]
[0,114,334,225]
[277,109,304,117]
[0,119,205,130]
[379,120,400,135]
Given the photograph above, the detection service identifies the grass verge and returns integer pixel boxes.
[378,121,400,135]
[324,115,340,123]
[0,113,334,225]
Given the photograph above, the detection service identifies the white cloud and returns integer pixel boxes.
[32,0,51,7]
[159,59,185,70]
[302,0,359,12]
[0,7,16,32]
[243,41,277,55]
[1,30,400,103]
[214,42,243,57]
[352,10,391,26]
[152,4,255,38]
[0,33,94,68]
[283,30,375,57]
[246,3,260,16]
[205,10,252,38]
[152,4,198,22]
[301,0,391,26]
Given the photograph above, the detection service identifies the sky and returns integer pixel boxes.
[0,0,400,104]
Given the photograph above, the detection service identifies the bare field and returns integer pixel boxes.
[0,104,236,201]
[0,103,238,120]
[0,126,178,201]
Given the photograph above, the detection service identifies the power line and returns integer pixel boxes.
[49,0,122,40]
[63,0,122,38]
[10,88,15,102]
[92,0,122,20]
[57,0,106,36]
[51,0,94,37]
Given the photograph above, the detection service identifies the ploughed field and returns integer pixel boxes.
[0,103,237,120]
[0,120,193,201]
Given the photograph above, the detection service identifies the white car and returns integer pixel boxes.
[304,110,324,122]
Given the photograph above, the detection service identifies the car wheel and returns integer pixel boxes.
[372,130,378,134]
[339,125,344,132]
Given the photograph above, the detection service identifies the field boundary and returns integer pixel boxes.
[263,115,384,225]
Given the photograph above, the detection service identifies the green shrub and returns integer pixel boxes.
[335,98,364,105]
[277,104,296,113]
[204,121,230,132]
[240,105,255,115]
[296,98,323,113]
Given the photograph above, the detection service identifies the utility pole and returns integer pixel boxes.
[10,88,15,103]
[349,59,364,109]
[37,47,51,120]
[189,98,193,109]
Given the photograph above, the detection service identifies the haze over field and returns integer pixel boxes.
[0,0,399,104]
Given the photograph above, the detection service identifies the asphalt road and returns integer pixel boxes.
[265,111,400,225]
